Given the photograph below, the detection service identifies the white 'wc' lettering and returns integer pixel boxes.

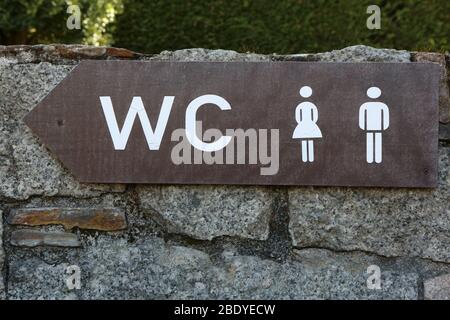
[100,96,174,150]
[185,94,233,152]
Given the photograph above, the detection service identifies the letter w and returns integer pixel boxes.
[100,96,174,150]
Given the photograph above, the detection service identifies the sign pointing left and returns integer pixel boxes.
[24,60,440,187]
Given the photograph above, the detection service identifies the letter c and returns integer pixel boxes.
[185,94,232,152]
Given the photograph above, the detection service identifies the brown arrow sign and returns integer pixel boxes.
[24,61,440,187]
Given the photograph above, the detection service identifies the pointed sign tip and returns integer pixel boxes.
[22,103,40,133]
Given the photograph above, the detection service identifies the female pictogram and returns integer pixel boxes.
[292,86,322,162]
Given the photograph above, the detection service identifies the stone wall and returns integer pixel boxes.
[0,44,449,300]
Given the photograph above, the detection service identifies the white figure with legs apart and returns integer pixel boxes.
[359,87,389,163]
[293,86,322,162]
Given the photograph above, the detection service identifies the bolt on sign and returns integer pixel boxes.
[24,61,440,187]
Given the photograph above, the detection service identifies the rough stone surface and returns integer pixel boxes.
[137,185,273,240]
[271,45,411,63]
[424,274,450,300]
[313,45,411,62]
[7,235,418,300]
[0,209,4,299]
[7,258,76,300]
[289,146,450,263]
[0,44,145,64]
[152,48,270,62]
[8,207,127,231]
[10,230,80,247]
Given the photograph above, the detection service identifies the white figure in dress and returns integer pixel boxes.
[292,86,322,162]
[359,87,389,164]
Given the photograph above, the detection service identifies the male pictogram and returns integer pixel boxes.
[359,87,390,163]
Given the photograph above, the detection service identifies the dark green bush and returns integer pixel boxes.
[1,0,448,53]
[112,0,449,54]
[0,0,123,45]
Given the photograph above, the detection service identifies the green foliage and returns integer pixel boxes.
[0,0,448,53]
[112,0,450,54]
[0,0,123,45]
[0,0,74,44]
[71,0,124,45]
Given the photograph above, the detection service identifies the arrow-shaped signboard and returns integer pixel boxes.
[25,61,440,187]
